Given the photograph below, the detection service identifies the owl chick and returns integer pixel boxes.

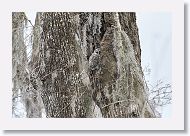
[89,48,101,73]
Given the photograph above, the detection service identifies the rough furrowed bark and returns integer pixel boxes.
[28,12,155,118]
[27,12,46,118]
[38,13,93,117]
[90,12,155,118]
[12,12,44,118]
[12,12,28,117]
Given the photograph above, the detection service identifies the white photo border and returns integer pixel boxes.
[0,0,184,130]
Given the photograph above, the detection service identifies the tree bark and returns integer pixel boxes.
[12,12,28,117]
[36,13,93,117]
[17,12,155,118]
[36,13,154,117]
[12,12,43,118]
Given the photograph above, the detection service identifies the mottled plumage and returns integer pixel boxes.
[89,48,100,72]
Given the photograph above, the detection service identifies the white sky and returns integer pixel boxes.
[25,12,172,118]
[136,12,172,117]
[25,12,36,25]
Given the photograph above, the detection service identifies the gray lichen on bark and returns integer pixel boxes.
[12,12,155,118]
[12,12,44,118]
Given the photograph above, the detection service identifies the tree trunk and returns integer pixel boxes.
[36,13,93,117]
[34,13,154,117]
[12,12,28,117]
[12,12,43,118]
[27,12,155,118]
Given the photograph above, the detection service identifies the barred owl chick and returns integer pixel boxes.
[89,48,101,73]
